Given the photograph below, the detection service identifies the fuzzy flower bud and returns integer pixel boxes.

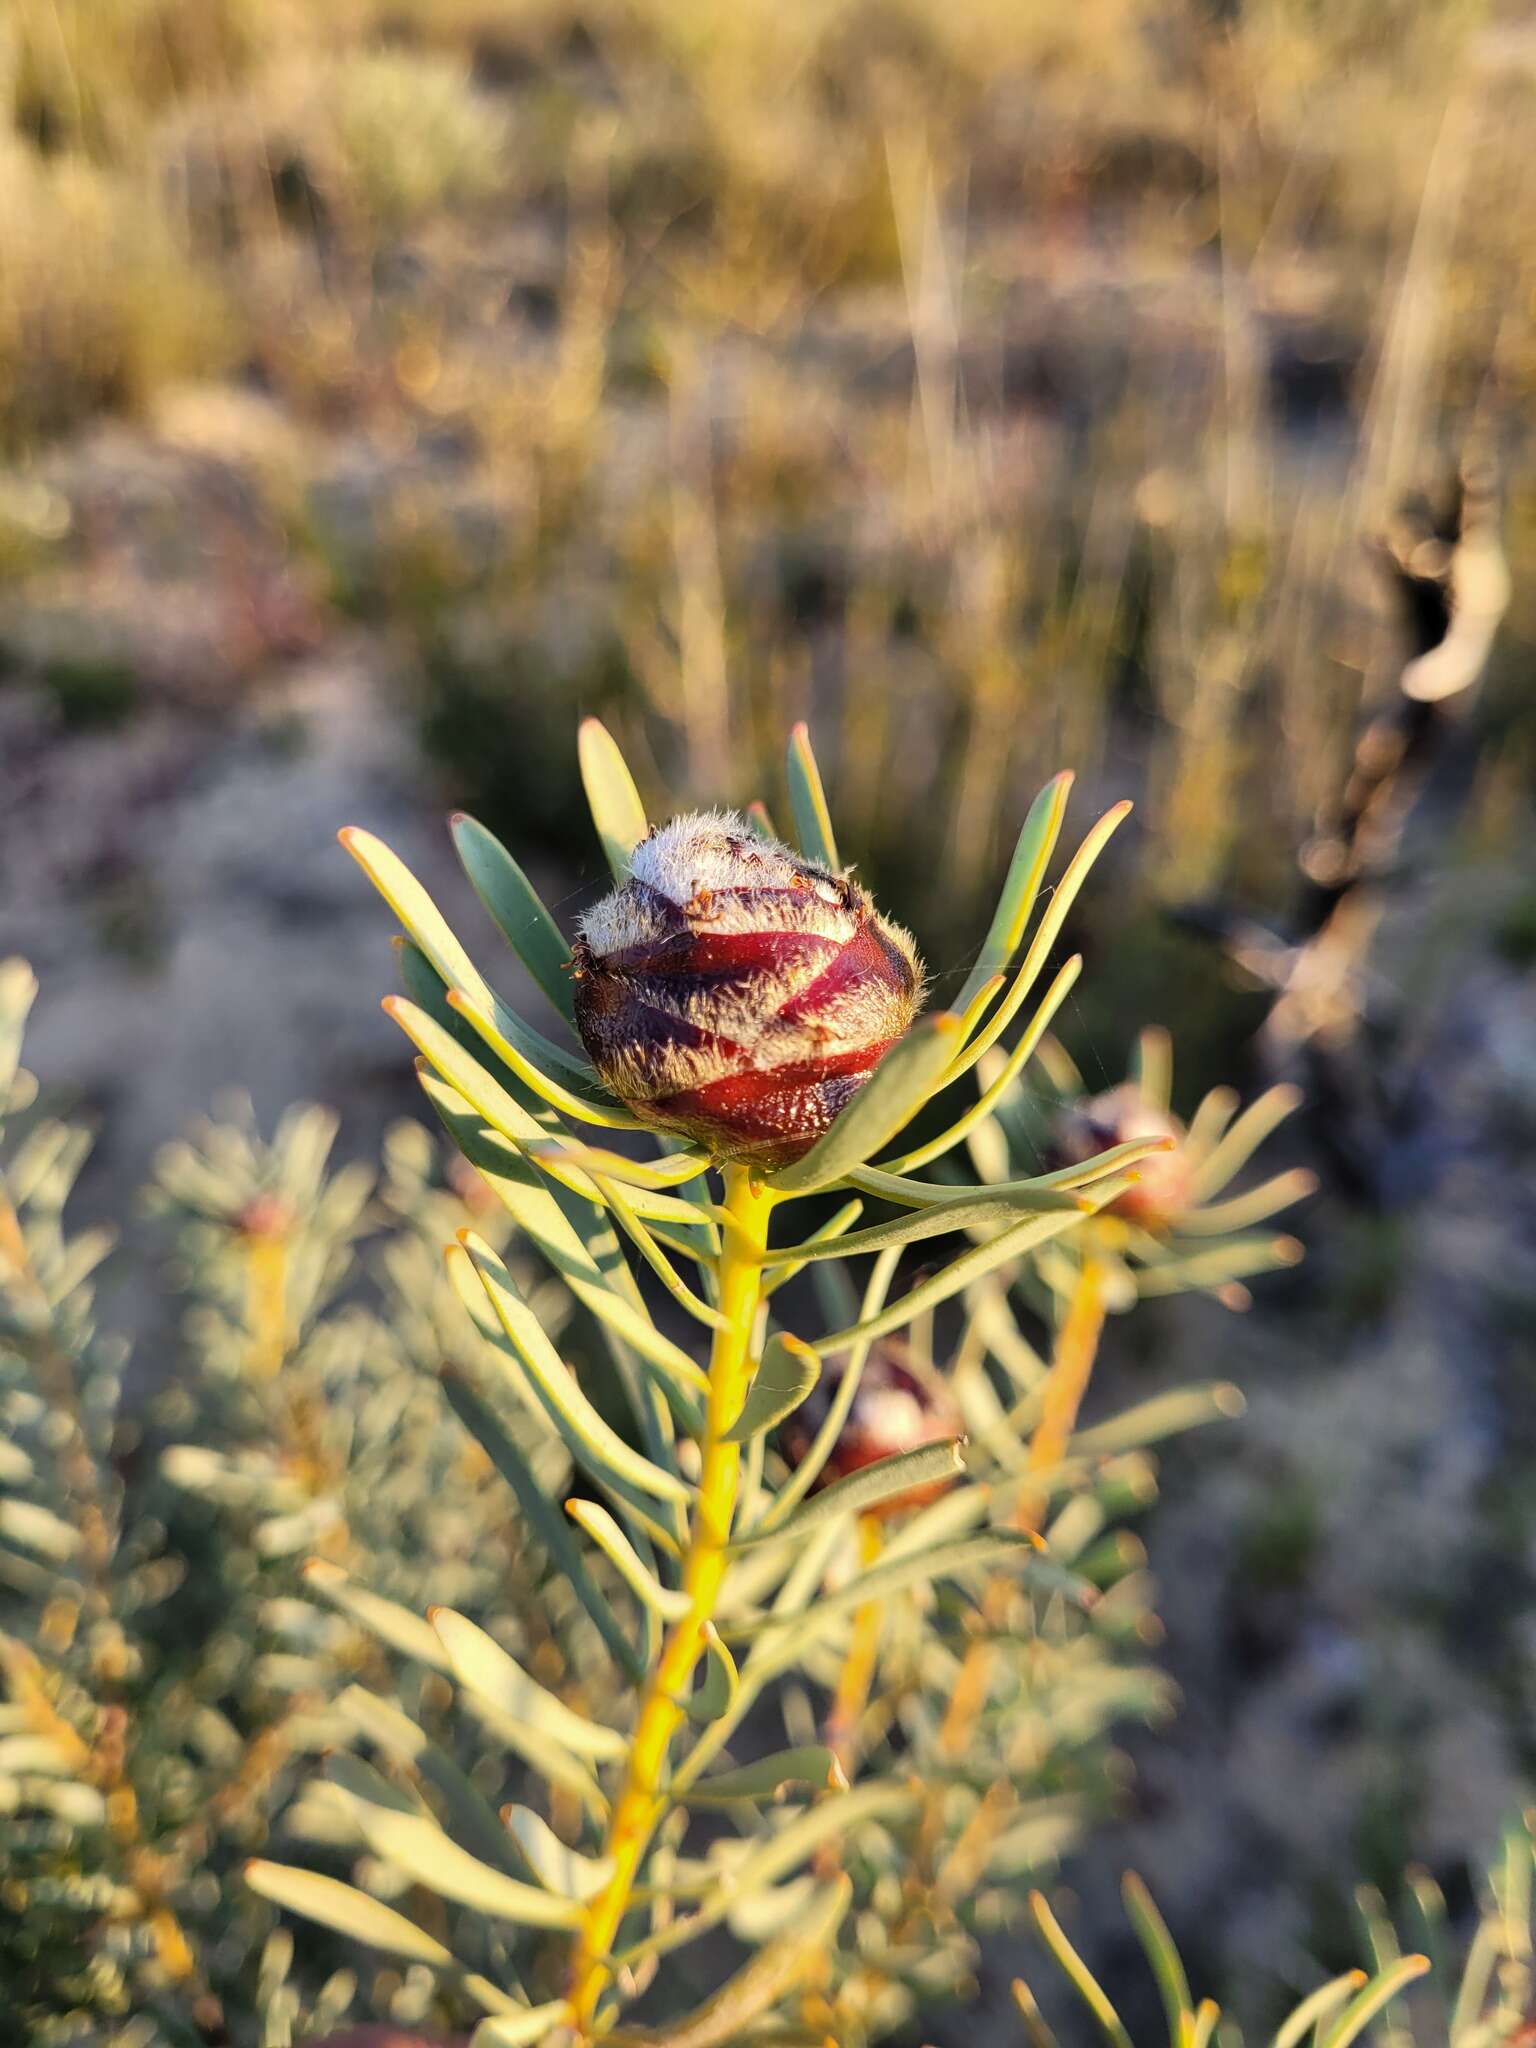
[1050,1081,1192,1231]
[572,813,923,1168]
[780,1341,963,1518]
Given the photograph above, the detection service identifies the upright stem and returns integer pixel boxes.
[1016,1251,1107,1536]
[568,1163,772,2035]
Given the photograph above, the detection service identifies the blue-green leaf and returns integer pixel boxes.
[451,812,577,1028]
[679,1745,846,1804]
[438,1371,642,1681]
[724,1334,820,1444]
[733,1441,966,1547]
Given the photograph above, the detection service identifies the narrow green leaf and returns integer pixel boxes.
[769,1012,966,1195]
[1317,1958,1431,2048]
[761,1188,1086,1266]
[244,1861,454,1965]
[439,1371,642,1682]
[760,1199,863,1297]
[501,1804,613,1901]
[957,773,1073,1013]
[565,1498,692,1619]
[457,1690,609,1822]
[396,933,600,1104]
[890,951,1084,1176]
[814,1201,1105,1356]
[470,2004,575,2047]
[521,1139,715,1193]
[341,826,490,1008]
[1029,1890,1134,2048]
[452,813,577,1027]
[608,1876,851,2047]
[622,1782,914,1969]
[849,1141,1168,1211]
[735,1440,966,1547]
[680,1746,847,1804]
[580,718,650,881]
[334,1686,523,1876]
[461,1234,693,1507]
[684,1625,739,1724]
[301,1561,448,1672]
[735,1530,1082,1641]
[951,796,1133,1085]
[1121,1873,1193,2045]
[411,1043,708,1408]
[322,1751,422,1818]
[327,1792,583,1929]
[430,1607,628,1762]
[724,1334,820,1445]
[448,987,642,1130]
[1131,1236,1303,1298]
[1067,1384,1246,1459]
[751,1247,902,1530]
[785,723,839,870]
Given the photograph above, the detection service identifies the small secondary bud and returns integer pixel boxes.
[780,1341,963,1518]
[572,813,923,1168]
[235,1192,294,1241]
[1050,1082,1192,1231]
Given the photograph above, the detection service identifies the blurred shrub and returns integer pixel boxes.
[0,145,238,452]
[0,961,606,2043]
[325,52,511,233]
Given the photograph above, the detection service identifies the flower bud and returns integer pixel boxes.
[780,1340,963,1518]
[1049,1081,1192,1231]
[572,813,923,1168]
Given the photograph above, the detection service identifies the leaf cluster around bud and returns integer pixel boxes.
[189,717,1328,2048]
[0,724,1516,2047]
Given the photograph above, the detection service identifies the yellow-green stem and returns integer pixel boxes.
[568,1163,772,2034]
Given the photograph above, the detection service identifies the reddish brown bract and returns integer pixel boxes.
[572,814,923,1168]
[1050,1081,1193,1231]
[780,1341,963,1518]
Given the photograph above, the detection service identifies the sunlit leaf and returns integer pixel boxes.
[724,1334,820,1444]
[684,1625,739,1724]
[565,1498,691,1619]
[470,2004,576,2047]
[956,772,1073,1013]
[785,723,839,870]
[325,1789,583,1929]
[430,1607,628,1762]
[769,1012,966,1195]
[502,1804,614,1900]
[244,1861,454,1966]
[580,717,649,881]
[460,1234,693,1506]
[301,1560,448,1672]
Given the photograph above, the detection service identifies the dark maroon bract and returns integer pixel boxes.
[572,813,924,1169]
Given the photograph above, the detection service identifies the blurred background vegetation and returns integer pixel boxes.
[2,0,1535,2041]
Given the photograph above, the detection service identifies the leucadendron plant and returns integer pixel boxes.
[239,720,1184,2044]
